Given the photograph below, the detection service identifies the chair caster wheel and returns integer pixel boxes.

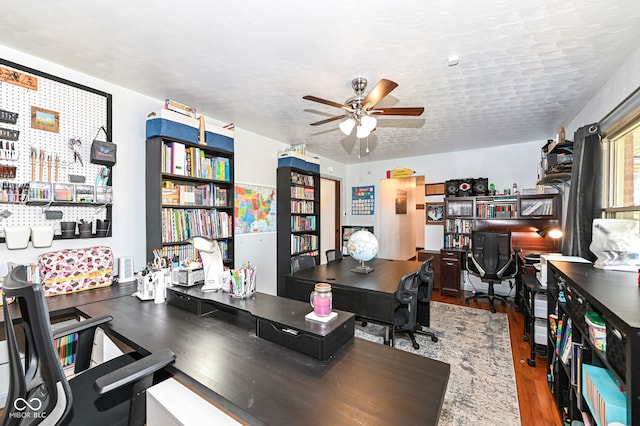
[431,336,438,342]
[465,299,470,305]
[413,342,420,350]
[361,321,368,327]
[527,358,536,367]
[490,307,496,313]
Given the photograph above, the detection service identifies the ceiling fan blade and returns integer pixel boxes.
[303,95,348,110]
[372,107,425,116]
[310,115,346,126]
[361,79,398,110]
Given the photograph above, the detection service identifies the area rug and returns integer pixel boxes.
[355,301,521,426]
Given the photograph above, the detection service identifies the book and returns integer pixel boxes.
[169,142,186,175]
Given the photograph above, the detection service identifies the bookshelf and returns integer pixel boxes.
[145,136,234,266]
[443,194,560,249]
[276,166,320,296]
[546,261,639,426]
[341,226,374,255]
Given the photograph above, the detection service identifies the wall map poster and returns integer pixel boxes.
[234,183,277,233]
[352,185,375,215]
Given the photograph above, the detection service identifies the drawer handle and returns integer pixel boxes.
[446,262,455,266]
[282,328,299,336]
[175,293,191,301]
[611,328,622,340]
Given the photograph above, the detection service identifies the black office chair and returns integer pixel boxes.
[2,266,176,426]
[393,269,438,350]
[465,231,517,313]
[291,254,317,272]
[325,249,343,263]
[414,258,439,343]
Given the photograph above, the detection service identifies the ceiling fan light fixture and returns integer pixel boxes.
[356,124,370,139]
[339,118,356,135]
[360,115,377,132]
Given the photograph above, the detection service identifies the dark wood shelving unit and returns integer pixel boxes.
[276,166,320,296]
[145,136,234,266]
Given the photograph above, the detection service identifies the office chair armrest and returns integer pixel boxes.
[52,315,113,339]
[94,348,176,394]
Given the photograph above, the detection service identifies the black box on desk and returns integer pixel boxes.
[256,313,355,361]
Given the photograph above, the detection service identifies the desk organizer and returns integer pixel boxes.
[53,183,74,202]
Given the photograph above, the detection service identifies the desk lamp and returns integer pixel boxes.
[536,226,564,252]
[190,236,224,291]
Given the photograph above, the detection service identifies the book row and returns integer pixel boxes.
[444,218,473,234]
[290,172,314,187]
[156,241,230,264]
[291,215,316,232]
[291,200,314,214]
[444,233,470,249]
[290,186,315,200]
[162,141,230,181]
[162,181,229,207]
[161,208,232,243]
[476,202,516,218]
[291,234,318,255]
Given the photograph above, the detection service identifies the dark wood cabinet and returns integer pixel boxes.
[440,249,463,297]
[418,250,441,290]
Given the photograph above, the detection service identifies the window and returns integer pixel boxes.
[603,104,640,219]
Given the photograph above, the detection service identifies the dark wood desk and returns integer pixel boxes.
[76,295,450,426]
[284,257,420,323]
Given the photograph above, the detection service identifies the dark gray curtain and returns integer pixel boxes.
[562,123,602,260]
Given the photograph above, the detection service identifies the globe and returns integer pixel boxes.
[347,230,378,273]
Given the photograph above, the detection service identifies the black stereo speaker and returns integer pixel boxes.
[457,178,474,197]
[473,178,488,196]
[445,180,460,197]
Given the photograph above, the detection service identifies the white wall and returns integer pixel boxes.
[345,140,542,250]
[567,46,640,135]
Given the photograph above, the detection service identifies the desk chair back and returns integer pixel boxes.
[417,257,434,302]
[291,255,317,273]
[394,272,420,332]
[2,267,72,425]
[325,249,343,263]
[468,231,515,280]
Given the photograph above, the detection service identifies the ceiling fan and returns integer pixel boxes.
[303,77,424,138]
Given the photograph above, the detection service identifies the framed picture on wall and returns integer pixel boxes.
[426,202,444,224]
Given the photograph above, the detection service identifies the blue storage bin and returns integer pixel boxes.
[278,157,320,173]
[146,110,234,152]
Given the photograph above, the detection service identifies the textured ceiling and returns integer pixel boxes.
[1,1,640,164]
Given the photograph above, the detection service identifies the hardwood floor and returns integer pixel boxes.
[432,290,562,426]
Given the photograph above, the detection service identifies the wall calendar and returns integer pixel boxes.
[352,185,374,215]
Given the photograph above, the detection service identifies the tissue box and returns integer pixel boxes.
[38,246,113,296]
[146,109,234,152]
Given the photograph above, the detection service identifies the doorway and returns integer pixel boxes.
[320,178,341,265]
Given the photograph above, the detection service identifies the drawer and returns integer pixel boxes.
[534,318,547,346]
[534,293,547,318]
[256,316,354,361]
[166,288,199,314]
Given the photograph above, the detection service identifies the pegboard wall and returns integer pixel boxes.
[0,58,112,236]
